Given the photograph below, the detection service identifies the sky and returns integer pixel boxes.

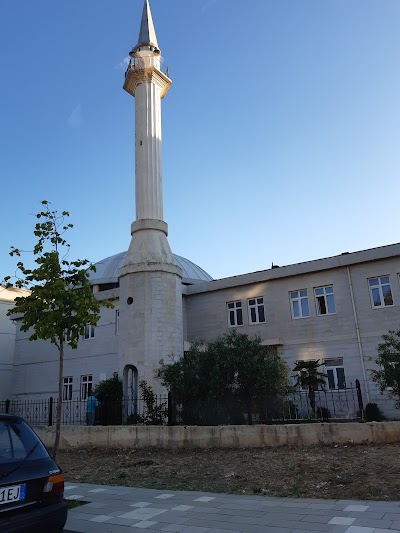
[1,0,400,283]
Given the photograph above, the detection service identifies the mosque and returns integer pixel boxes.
[5,0,400,419]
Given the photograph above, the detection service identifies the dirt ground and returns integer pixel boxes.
[58,443,400,501]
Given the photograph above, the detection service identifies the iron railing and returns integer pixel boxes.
[0,381,365,427]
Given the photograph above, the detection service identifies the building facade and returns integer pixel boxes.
[0,286,30,399]
[4,1,400,420]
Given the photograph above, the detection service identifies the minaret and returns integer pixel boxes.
[118,0,183,397]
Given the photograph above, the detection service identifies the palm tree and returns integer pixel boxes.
[293,360,327,415]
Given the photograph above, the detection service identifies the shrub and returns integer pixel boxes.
[365,402,383,422]
[316,406,331,421]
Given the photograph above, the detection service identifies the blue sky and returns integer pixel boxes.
[1,0,400,282]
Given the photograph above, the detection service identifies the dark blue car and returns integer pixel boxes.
[0,414,68,532]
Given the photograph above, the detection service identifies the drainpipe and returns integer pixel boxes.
[346,266,370,402]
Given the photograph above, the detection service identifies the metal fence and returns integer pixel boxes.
[0,381,364,427]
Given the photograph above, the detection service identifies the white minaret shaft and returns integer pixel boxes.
[135,80,163,221]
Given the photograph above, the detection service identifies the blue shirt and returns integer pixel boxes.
[86,396,99,413]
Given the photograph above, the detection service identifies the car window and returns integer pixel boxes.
[0,420,49,463]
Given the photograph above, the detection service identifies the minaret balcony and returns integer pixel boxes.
[123,56,171,98]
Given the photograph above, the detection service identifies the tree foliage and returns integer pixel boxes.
[292,359,327,414]
[4,201,111,458]
[157,330,289,424]
[370,329,400,409]
[94,373,123,402]
[94,373,123,425]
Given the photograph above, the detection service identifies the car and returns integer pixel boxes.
[0,414,68,532]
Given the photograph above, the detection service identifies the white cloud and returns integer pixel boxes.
[201,0,218,14]
[115,56,130,70]
[67,104,83,128]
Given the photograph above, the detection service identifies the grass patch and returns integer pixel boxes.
[65,499,88,510]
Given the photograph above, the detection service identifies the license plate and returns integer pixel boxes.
[0,484,26,505]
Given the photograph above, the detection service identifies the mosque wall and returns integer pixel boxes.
[185,254,400,418]
[9,305,118,400]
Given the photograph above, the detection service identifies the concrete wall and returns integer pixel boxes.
[35,422,400,450]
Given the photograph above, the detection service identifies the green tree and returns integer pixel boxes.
[292,360,327,414]
[157,330,289,424]
[4,201,111,459]
[370,329,400,409]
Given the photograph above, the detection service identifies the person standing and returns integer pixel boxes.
[86,394,98,426]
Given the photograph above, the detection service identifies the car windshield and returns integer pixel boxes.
[0,419,49,465]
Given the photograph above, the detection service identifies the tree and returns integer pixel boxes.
[370,329,400,409]
[157,330,289,425]
[292,360,327,414]
[4,201,111,459]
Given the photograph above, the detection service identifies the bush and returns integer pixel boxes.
[365,402,383,422]
[316,406,331,421]
[94,373,123,425]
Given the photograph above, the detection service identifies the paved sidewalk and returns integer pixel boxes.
[64,482,400,533]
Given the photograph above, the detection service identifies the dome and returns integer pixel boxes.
[88,251,213,286]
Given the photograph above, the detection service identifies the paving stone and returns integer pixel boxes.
[343,506,369,512]
[89,515,112,523]
[172,505,195,512]
[340,526,375,533]
[352,518,393,528]
[182,518,243,530]
[132,520,159,528]
[261,512,306,524]
[106,517,142,526]
[328,517,355,525]
[206,529,243,533]
[270,520,332,532]
[383,513,400,521]
[159,525,187,532]
[300,514,333,524]
[280,502,311,508]
[307,504,336,510]
[180,527,212,533]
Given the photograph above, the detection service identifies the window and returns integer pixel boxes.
[314,286,336,315]
[248,297,265,324]
[84,324,95,340]
[115,310,120,335]
[63,377,73,401]
[368,276,393,308]
[80,375,93,400]
[290,290,310,319]
[227,301,243,327]
[324,358,346,390]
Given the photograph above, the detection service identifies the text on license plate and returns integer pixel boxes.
[0,484,26,505]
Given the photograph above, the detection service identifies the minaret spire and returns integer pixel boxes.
[136,0,159,51]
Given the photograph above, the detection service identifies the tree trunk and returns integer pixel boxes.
[53,340,64,461]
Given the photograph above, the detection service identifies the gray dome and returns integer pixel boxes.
[88,251,213,286]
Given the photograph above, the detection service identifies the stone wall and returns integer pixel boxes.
[35,422,400,450]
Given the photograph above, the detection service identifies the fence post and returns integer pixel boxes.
[355,379,365,422]
[48,397,53,427]
[5,399,10,414]
[167,392,173,426]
